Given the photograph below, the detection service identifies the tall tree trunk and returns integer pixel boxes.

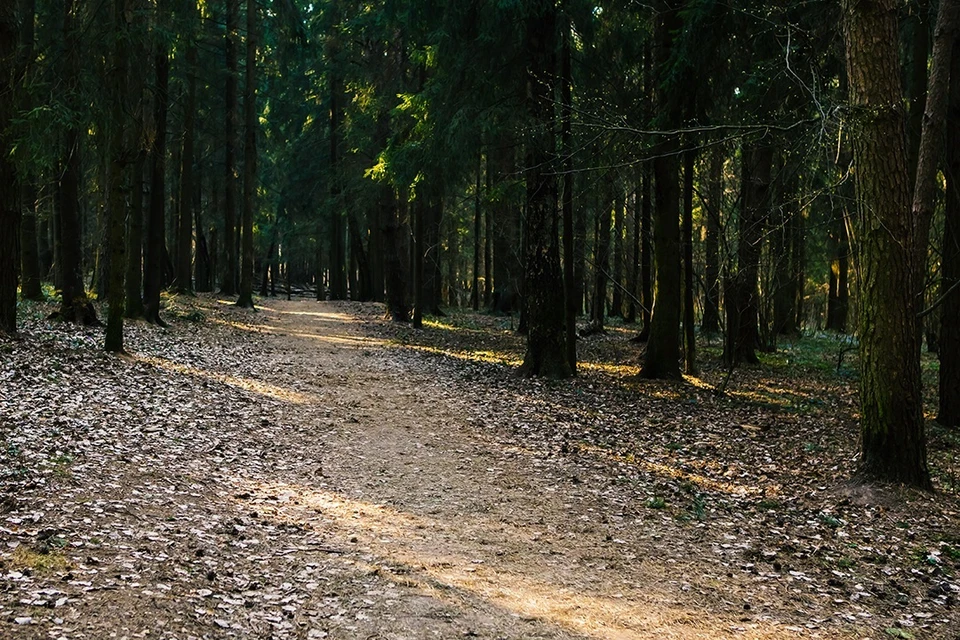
[55,0,97,325]
[382,185,408,321]
[642,2,683,379]
[144,0,169,325]
[519,1,569,378]
[328,65,347,300]
[592,192,610,330]
[611,190,624,317]
[236,0,257,309]
[773,168,800,337]
[939,31,960,429]
[638,160,653,340]
[561,15,576,372]
[0,1,17,335]
[701,144,722,334]
[484,170,493,308]
[473,153,482,311]
[176,25,198,295]
[724,143,772,366]
[221,0,238,296]
[105,0,132,353]
[841,0,958,488]
[682,148,697,374]
[412,190,425,327]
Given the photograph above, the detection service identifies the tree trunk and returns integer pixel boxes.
[105,0,133,353]
[639,160,653,340]
[381,185,408,321]
[939,15,960,429]
[611,189,624,317]
[236,0,257,309]
[642,2,683,379]
[328,67,347,300]
[841,0,954,488]
[682,148,697,374]
[519,2,569,378]
[773,168,800,337]
[561,15,577,372]
[473,153,482,311]
[724,143,772,366]
[221,0,238,296]
[176,26,198,295]
[591,192,610,330]
[0,2,17,335]
[701,144,722,334]
[55,0,97,326]
[144,0,169,325]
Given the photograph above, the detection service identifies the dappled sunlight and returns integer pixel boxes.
[136,354,313,405]
[397,343,523,367]
[227,479,797,639]
[261,326,388,348]
[573,443,764,497]
[578,361,641,377]
[259,306,360,324]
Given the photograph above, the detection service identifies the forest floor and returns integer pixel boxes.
[1,295,959,640]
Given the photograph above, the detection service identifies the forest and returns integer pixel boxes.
[2,0,960,638]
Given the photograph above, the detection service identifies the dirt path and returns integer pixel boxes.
[0,299,924,638]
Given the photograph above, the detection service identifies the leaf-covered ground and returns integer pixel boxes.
[1,296,958,639]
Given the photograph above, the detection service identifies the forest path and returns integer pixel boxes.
[2,298,865,640]
[217,299,839,640]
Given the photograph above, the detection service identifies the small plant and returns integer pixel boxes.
[11,546,68,574]
[757,498,780,511]
[818,512,842,529]
[646,496,666,509]
[691,493,706,521]
[837,556,856,569]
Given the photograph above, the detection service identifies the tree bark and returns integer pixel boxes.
[682,148,697,374]
[701,144,722,334]
[939,22,960,429]
[842,0,950,488]
[144,0,169,325]
[561,15,577,372]
[724,143,772,366]
[221,0,238,296]
[0,1,17,335]
[519,1,570,378]
[55,0,97,326]
[642,2,684,379]
[176,21,198,295]
[236,0,257,309]
[105,0,133,353]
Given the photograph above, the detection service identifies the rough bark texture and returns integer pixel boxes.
[939,36,960,429]
[221,0,238,296]
[0,2,17,335]
[519,2,569,378]
[843,0,933,488]
[236,0,257,309]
